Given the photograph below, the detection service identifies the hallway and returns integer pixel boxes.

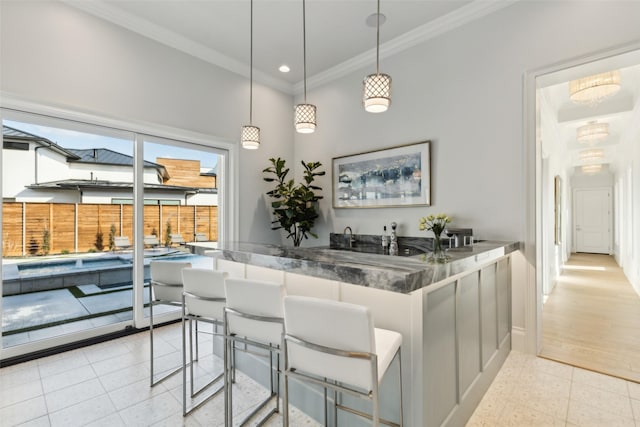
[541,253,640,383]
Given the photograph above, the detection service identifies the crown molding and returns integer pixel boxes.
[62,0,517,96]
[61,0,294,95]
[296,0,519,94]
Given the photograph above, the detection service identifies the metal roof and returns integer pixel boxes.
[67,148,167,176]
[2,125,80,158]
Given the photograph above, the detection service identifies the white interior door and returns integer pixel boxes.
[574,187,611,254]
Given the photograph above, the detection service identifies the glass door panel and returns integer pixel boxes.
[2,112,135,353]
[141,137,223,323]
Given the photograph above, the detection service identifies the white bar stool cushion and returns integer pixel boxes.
[182,268,227,319]
[224,278,285,345]
[284,295,402,391]
[150,261,191,302]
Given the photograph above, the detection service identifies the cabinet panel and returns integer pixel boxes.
[425,283,457,427]
[481,265,498,368]
[458,273,481,398]
[216,259,245,278]
[497,258,510,342]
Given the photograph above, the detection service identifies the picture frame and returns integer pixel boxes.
[332,141,431,208]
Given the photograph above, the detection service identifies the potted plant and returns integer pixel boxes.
[263,157,325,247]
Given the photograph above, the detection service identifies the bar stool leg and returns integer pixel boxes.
[398,348,404,427]
[149,284,155,387]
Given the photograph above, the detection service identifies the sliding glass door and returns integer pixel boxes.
[1,109,229,360]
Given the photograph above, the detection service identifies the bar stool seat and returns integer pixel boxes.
[181,267,227,416]
[223,277,286,427]
[149,260,192,387]
[283,295,403,427]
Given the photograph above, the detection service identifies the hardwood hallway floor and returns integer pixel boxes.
[541,252,640,383]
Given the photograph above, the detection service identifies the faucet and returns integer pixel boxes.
[343,226,356,248]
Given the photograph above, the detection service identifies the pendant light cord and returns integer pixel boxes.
[303,0,307,103]
[249,0,254,124]
[376,0,380,75]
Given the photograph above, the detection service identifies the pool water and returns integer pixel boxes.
[17,257,131,276]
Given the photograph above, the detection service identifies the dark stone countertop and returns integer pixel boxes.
[209,241,521,294]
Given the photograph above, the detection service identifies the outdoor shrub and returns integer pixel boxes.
[95,228,104,251]
[61,249,70,255]
[42,228,50,255]
[164,221,172,247]
[108,224,117,252]
[28,237,39,255]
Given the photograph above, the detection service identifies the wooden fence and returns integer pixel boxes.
[2,202,218,257]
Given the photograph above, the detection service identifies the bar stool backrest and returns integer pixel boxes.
[150,261,192,303]
[182,268,227,319]
[284,296,376,391]
[224,278,285,345]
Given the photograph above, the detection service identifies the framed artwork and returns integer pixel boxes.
[332,141,431,208]
[554,175,562,245]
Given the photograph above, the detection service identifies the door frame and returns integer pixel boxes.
[524,41,640,355]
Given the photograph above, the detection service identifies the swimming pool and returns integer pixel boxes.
[2,252,212,296]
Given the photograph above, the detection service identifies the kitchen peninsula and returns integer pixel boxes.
[209,240,520,427]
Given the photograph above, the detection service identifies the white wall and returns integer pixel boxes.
[613,84,640,295]
[0,0,293,245]
[292,1,640,350]
[1,145,35,198]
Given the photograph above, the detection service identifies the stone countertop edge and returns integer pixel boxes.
[206,241,521,294]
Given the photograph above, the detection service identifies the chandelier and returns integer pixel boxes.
[579,148,604,163]
[577,121,608,143]
[581,164,602,174]
[569,70,621,106]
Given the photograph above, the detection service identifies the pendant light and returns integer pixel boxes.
[294,0,316,134]
[363,0,391,113]
[241,0,260,149]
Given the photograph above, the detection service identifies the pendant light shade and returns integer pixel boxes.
[363,0,391,113]
[577,121,609,143]
[363,73,392,113]
[294,0,317,134]
[241,0,260,149]
[294,103,316,133]
[569,70,621,106]
[241,125,260,149]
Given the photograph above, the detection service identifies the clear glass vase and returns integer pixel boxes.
[430,233,448,263]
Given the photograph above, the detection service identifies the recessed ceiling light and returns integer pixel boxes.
[365,12,386,28]
[279,65,290,73]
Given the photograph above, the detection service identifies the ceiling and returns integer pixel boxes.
[63,0,513,94]
[539,49,640,173]
[61,0,637,175]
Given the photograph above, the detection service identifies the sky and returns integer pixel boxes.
[4,120,219,170]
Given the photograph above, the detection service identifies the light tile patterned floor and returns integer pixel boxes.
[467,351,640,427]
[0,323,319,427]
[3,326,639,427]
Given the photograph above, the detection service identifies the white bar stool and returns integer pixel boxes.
[181,267,227,416]
[149,260,191,387]
[282,295,403,427]
[223,277,286,427]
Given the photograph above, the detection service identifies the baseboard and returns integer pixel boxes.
[511,326,526,353]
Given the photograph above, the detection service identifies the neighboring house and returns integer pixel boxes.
[2,125,217,206]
